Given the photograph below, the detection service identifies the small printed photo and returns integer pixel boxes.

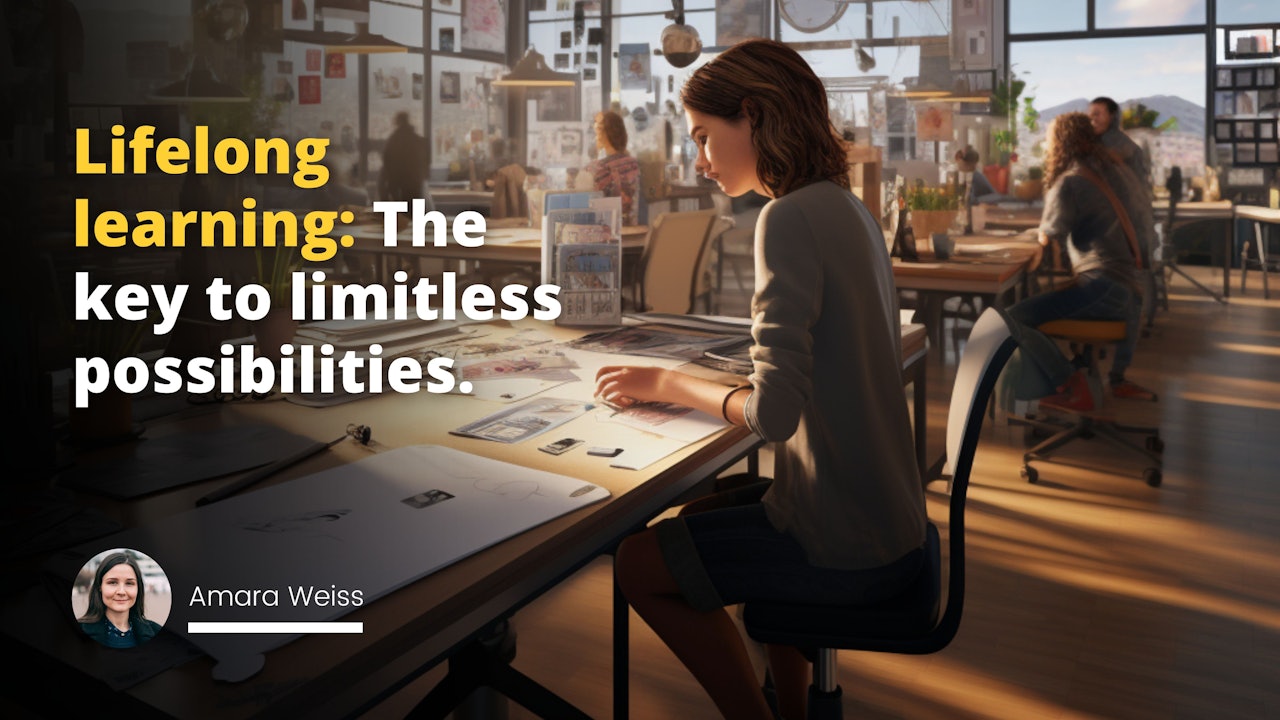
[402,489,455,509]
[325,52,345,79]
[1235,68,1255,88]
[584,67,597,82]
[1236,143,1257,164]
[439,27,455,52]
[1260,89,1280,113]
[1237,120,1255,139]
[1216,91,1235,115]
[586,50,598,65]
[1216,121,1233,140]
[554,53,570,70]
[1217,69,1234,88]
[277,59,293,74]
[1261,67,1278,87]
[72,549,171,649]
[574,52,581,67]
[560,30,572,49]
[1261,119,1277,140]
[1235,90,1259,116]
[1215,144,1233,165]
[440,71,460,103]
[1259,143,1280,164]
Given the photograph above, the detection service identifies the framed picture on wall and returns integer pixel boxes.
[584,67,597,82]
[1235,68,1255,88]
[1260,143,1279,163]
[1260,67,1278,87]
[1236,90,1259,115]
[439,27,455,52]
[461,0,505,54]
[325,52,345,79]
[1216,121,1234,141]
[1217,69,1234,88]
[440,71,461,103]
[716,0,765,47]
[536,85,580,122]
[1237,120,1255,139]
[1236,143,1257,164]
[1261,118,1277,139]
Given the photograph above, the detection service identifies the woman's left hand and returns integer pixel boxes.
[594,366,669,408]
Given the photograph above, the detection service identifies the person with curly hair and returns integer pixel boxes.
[78,552,163,648]
[595,39,926,720]
[1001,111,1149,411]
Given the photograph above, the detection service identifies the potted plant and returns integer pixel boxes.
[907,183,961,244]
[252,247,300,360]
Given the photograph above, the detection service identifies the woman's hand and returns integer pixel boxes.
[594,366,670,408]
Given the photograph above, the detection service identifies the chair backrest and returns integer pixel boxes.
[935,308,1018,645]
[637,208,720,314]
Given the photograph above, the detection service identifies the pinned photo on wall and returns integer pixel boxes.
[584,67,597,82]
[586,50,598,65]
[958,0,980,17]
[440,27,455,52]
[554,53,570,70]
[1217,68,1234,88]
[587,27,603,45]
[277,59,293,74]
[325,52,346,79]
[560,31,572,49]
[1216,120,1233,141]
[461,0,506,54]
[716,0,765,47]
[916,104,953,142]
[298,75,321,104]
[412,72,424,100]
[537,85,580,122]
[619,43,651,91]
[374,67,406,98]
[1235,90,1259,116]
[1216,91,1236,115]
[284,0,313,30]
[306,48,322,72]
[441,71,461,103]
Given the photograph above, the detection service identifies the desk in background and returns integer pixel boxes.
[1153,199,1234,302]
[1235,205,1280,298]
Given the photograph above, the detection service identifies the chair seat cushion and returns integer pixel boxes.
[1037,319,1126,343]
[743,524,941,648]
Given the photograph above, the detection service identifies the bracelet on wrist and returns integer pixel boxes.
[721,385,751,423]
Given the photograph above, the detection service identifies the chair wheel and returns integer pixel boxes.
[1143,468,1162,487]
[1022,465,1039,484]
[1146,436,1164,453]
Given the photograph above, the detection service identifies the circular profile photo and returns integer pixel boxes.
[71,548,171,649]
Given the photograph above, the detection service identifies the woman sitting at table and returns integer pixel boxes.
[1000,112,1151,411]
[588,110,642,226]
[594,39,926,720]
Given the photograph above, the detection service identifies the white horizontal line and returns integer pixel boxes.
[187,622,363,634]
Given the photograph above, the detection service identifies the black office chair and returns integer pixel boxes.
[740,308,1018,720]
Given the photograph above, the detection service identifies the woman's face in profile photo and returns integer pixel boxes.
[685,108,759,198]
[100,562,139,615]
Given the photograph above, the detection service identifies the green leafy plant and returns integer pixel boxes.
[1122,103,1179,132]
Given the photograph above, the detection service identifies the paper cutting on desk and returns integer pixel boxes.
[44,446,610,669]
[431,327,554,357]
[451,397,589,443]
[567,323,750,360]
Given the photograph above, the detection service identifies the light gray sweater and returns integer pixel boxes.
[743,180,927,570]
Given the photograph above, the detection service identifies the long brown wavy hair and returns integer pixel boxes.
[681,39,849,197]
[1043,112,1114,188]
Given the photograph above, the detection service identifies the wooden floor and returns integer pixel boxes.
[369,264,1280,719]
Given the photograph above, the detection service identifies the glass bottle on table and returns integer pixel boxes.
[889,185,918,262]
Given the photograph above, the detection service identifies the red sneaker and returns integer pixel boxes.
[1112,380,1157,401]
[1039,370,1095,413]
